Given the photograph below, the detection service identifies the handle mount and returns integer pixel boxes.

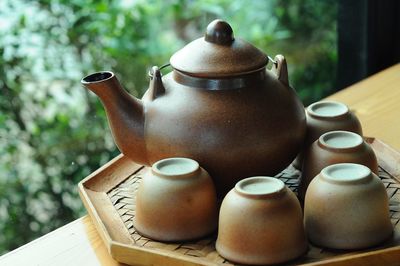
[269,55,289,86]
[148,65,168,100]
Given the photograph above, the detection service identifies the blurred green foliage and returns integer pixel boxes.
[0,0,337,254]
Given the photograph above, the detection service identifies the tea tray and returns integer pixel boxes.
[78,138,400,265]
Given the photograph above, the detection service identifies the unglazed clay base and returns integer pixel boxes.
[307,101,349,118]
[322,163,371,183]
[152,157,199,177]
[235,176,285,196]
[320,131,363,150]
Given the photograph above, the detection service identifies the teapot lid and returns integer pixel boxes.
[170,20,269,78]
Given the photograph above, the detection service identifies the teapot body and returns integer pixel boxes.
[143,69,306,196]
[81,20,307,197]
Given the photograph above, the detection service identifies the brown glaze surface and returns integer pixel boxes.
[170,19,268,77]
[134,158,218,242]
[81,20,306,197]
[304,163,393,250]
[144,69,305,196]
[299,131,378,200]
[216,177,307,265]
[81,72,147,165]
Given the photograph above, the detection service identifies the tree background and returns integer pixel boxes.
[0,0,337,254]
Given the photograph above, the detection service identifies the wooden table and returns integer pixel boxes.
[1,64,399,266]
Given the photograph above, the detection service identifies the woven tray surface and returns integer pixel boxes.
[107,165,400,265]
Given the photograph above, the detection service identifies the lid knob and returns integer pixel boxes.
[204,19,234,45]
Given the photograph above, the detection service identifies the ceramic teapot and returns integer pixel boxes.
[81,20,306,196]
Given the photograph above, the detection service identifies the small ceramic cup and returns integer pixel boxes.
[298,130,378,200]
[304,163,393,249]
[293,100,362,169]
[216,176,307,265]
[134,157,218,242]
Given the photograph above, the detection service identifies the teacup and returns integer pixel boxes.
[216,176,307,265]
[298,130,378,200]
[293,100,362,169]
[304,163,393,249]
[134,157,218,242]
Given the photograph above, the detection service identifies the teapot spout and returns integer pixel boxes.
[81,71,148,165]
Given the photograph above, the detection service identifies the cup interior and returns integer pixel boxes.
[152,157,199,177]
[307,101,348,118]
[321,163,371,183]
[319,131,363,149]
[235,176,285,196]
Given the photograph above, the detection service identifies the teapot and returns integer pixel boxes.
[81,20,306,196]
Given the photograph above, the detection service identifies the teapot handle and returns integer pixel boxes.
[269,55,289,86]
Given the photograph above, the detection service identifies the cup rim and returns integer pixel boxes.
[152,157,200,179]
[307,101,349,119]
[320,163,372,184]
[318,130,363,152]
[235,176,285,198]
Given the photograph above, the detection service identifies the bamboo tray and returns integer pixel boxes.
[78,138,400,266]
